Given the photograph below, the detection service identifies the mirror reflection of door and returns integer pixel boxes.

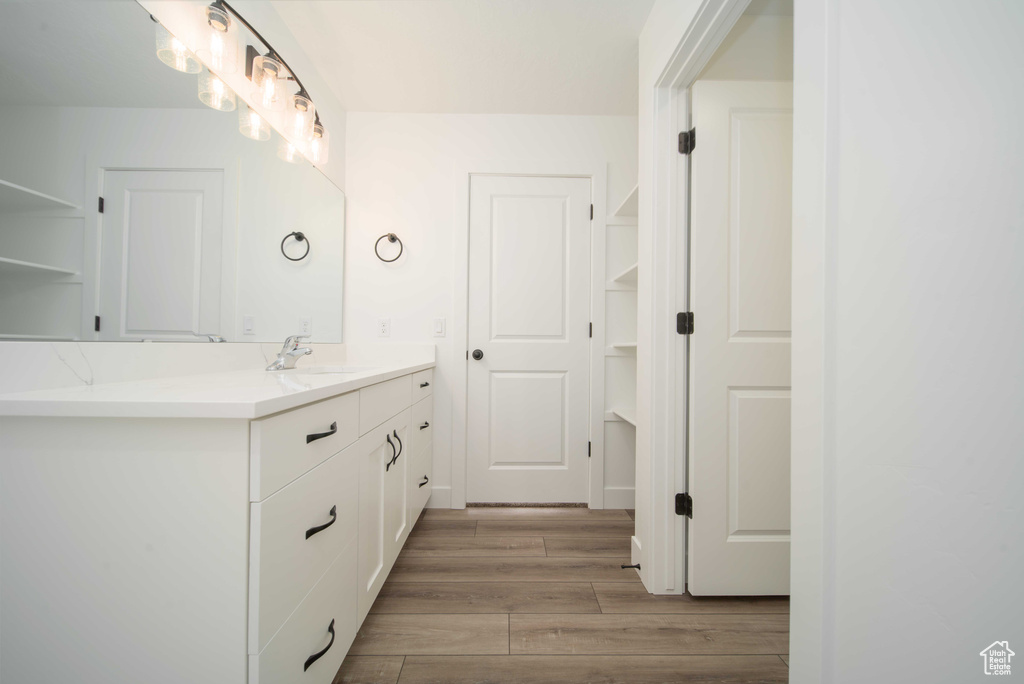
[98,169,223,341]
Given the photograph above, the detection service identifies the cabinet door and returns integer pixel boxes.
[357,428,388,623]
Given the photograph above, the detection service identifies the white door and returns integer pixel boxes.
[687,81,793,595]
[466,175,592,503]
[99,169,223,341]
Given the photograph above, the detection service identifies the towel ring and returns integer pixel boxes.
[375,233,403,263]
[281,231,310,262]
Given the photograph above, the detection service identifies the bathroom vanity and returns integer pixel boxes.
[0,359,434,683]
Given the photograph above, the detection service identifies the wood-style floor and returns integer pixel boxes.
[334,508,789,684]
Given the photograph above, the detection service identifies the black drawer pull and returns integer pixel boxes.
[418,475,429,488]
[392,430,403,465]
[303,618,335,672]
[419,421,429,430]
[305,505,337,540]
[306,422,337,444]
[385,434,396,472]
[420,381,430,388]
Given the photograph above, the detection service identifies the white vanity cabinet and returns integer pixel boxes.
[0,365,434,684]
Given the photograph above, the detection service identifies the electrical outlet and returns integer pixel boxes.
[300,317,312,335]
[243,315,255,335]
[433,317,446,337]
[377,317,391,338]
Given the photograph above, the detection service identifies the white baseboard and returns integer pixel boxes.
[425,486,452,508]
[603,486,635,509]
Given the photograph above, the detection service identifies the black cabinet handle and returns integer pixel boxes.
[418,475,429,488]
[419,422,430,430]
[420,381,430,388]
[306,421,337,444]
[305,505,337,540]
[392,430,403,463]
[385,434,396,472]
[303,618,335,672]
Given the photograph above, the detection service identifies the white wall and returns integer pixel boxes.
[344,113,638,507]
[698,13,793,81]
[0,105,344,342]
[792,0,1024,682]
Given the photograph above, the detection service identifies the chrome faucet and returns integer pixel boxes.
[266,335,312,371]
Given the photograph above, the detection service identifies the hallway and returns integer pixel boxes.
[335,508,789,683]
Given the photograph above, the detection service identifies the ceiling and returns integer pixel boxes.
[271,0,655,116]
[0,1,201,108]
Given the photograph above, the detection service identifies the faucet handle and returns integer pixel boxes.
[283,334,311,351]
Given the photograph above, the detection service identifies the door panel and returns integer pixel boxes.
[99,169,223,340]
[467,175,591,503]
[688,81,793,595]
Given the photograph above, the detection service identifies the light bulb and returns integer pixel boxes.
[288,94,315,141]
[239,105,271,141]
[306,121,330,165]
[250,55,285,112]
[199,4,238,74]
[199,69,236,111]
[155,23,201,74]
[278,137,304,164]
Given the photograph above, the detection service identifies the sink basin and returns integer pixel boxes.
[289,365,379,375]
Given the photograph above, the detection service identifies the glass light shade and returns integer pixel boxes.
[277,136,305,164]
[238,105,271,141]
[155,24,201,74]
[198,70,236,112]
[250,55,285,111]
[287,94,316,141]
[306,122,330,165]
[197,5,239,74]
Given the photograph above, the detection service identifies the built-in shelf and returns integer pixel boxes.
[611,262,638,284]
[0,333,77,341]
[0,179,79,213]
[613,184,639,218]
[611,408,637,427]
[0,256,78,277]
[612,343,637,351]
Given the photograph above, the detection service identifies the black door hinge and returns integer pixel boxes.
[97,197,104,213]
[678,128,696,155]
[588,441,591,458]
[676,311,694,335]
[589,322,593,338]
[590,204,594,220]
[675,492,693,518]
[94,315,101,332]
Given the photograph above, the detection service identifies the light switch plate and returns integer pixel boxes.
[433,317,446,337]
[243,315,255,335]
[300,317,312,335]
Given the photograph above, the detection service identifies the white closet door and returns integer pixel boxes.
[688,81,793,595]
[99,169,223,340]
[466,175,592,503]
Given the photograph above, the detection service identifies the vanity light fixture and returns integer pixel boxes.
[199,69,236,112]
[287,92,316,142]
[155,23,201,74]
[250,53,285,112]
[197,1,238,74]
[239,105,270,141]
[308,120,330,165]
[277,137,304,164]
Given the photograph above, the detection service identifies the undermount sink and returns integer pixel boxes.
[289,365,379,375]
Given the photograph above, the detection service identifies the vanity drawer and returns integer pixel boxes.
[250,391,359,501]
[410,444,433,522]
[409,395,433,458]
[412,369,433,403]
[249,445,358,654]
[359,375,413,435]
[248,547,357,684]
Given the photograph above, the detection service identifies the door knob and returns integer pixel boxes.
[472,349,484,360]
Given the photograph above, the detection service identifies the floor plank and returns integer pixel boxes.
[476,520,635,538]
[407,521,478,537]
[424,508,631,520]
[370,582,601,614]
[592,583,790,614]
[332,656,404,684]
[625,509,636,520]
[543,537,631,557]
[780,655,789,666]
[509,614,789,655]
[349,614,509,656]
[397,655,789,684]
[388,556,641,583]
[402,536,546,557]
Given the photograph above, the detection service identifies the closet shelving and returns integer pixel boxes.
[0,179,79,213]
[605,182,639,431]
[0,256,78,277]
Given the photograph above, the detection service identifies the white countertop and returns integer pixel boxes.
[0,361,434,419]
